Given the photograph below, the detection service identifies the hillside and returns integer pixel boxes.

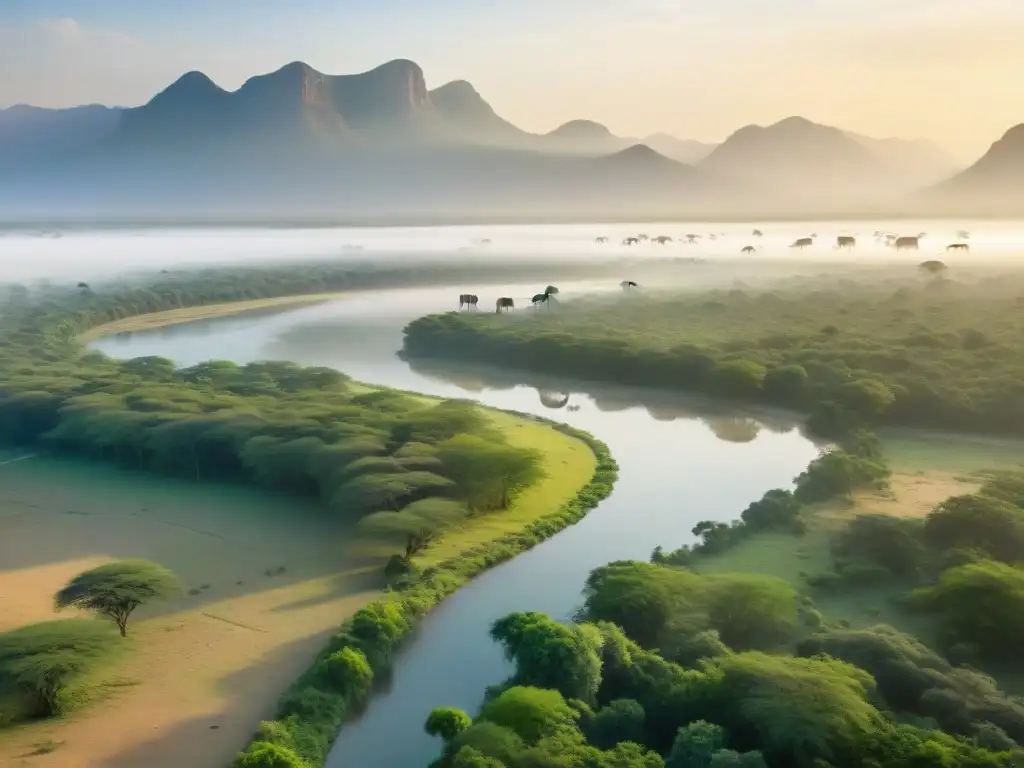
[931,124,1024,208]
[0,104,121,167]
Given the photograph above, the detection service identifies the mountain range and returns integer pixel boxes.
[0,58,1018,220]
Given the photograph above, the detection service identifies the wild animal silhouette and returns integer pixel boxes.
[495,297,515,313]
[595,236,609,243]
[685,233,701,243]
[946,243,970,252]
[652,235,673,244]
[790,237,813,249]
[893,236,920,251]
[741,245,757,254]
[752,229,763,237]
[836,236,856,249]
[531,292,551,308]
[622,237,640,246]
[458,293,479,310]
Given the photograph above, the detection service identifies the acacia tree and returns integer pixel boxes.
[54,560,182,637]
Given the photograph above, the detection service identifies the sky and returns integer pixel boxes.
[1,0,1022,162]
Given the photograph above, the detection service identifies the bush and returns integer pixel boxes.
[0,619,117,720]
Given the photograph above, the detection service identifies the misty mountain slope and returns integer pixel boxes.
[848,132,960,186]
[428,80,531,146]
[700,116,884,185]
[643,132,717,164]
[0,104,121,167]
[934,124,1024,193]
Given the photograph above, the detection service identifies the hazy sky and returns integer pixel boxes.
[1,0,1022,161]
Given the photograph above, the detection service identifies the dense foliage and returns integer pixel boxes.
[424,607,1023,768]
[403,273,1024,436]
[0,263,618,762]
[0,620,118,722]
[233,424,616,767]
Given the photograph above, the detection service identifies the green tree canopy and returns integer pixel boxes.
[54,559,182,636]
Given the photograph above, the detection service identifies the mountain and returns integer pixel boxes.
[928,124,1024,211]
[847,132,959,186]
[701,116,881,182]
[0,104,121,167]
[428,80,529,146]
[642,133,717,164]
[102,59,444,159]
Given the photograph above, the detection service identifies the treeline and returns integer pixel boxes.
[232,426,617,768]
[416,433,1024,768]
[654,430,889,565]
[0,263,618,560]
[402,274,1024,436]
[0,265,619,764]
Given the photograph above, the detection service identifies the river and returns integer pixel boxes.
[92,280,822,767]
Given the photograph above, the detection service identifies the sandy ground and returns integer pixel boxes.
[818,472,980,525]
[78,293,347,342]
[0,457,382,768]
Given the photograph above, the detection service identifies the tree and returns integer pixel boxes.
[54,559,182,637]
[923,494,1024,563]
[666,720,725,768]
[477,686,576,744]
[490,612,604,703]
[232,741,307,768]
[358,498,471,557]
[706,360,766,399]
[426,707,472,742]
[588,699,647,749]
[438,434,544,510]
[762,365,809,406]
[910,560,1024,660]
[0,619,117,718]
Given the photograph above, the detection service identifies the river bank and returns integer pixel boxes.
[0,285,607,768]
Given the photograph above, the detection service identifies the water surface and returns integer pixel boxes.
[93,281,822,767]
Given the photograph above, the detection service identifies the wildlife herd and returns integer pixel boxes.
[452,225,978,315]
[585,227,973,254]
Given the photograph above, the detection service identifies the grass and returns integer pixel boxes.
[415,410,597,568]
[78,292,347,341]
[691,431,1024,635]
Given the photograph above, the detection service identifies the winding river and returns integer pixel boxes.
[92,280,821,767]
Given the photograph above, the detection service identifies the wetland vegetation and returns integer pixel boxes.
[404,266,1024,767]
[403,267,1024,437]
[0,261,612,766]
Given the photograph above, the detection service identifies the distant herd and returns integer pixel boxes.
[591,228,972,254]
[454,226,975,315]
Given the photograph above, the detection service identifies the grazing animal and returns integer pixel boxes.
[595,236,609,243]
[495,297,515,313]
[893,236,919,251]
[741,245,757,254]
[753,229,763,237]
[622,237,640,246]
[620,280,639,292]
[531,292,551,308]
[459,293,479,310]
[685,233,700,243]
[946,243,970,252]
[637,234,649,241]
[836,236,856,250]
[790,237,813,249]
[653,235,673,244]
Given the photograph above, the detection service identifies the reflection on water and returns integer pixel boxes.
[91,284,821,768]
